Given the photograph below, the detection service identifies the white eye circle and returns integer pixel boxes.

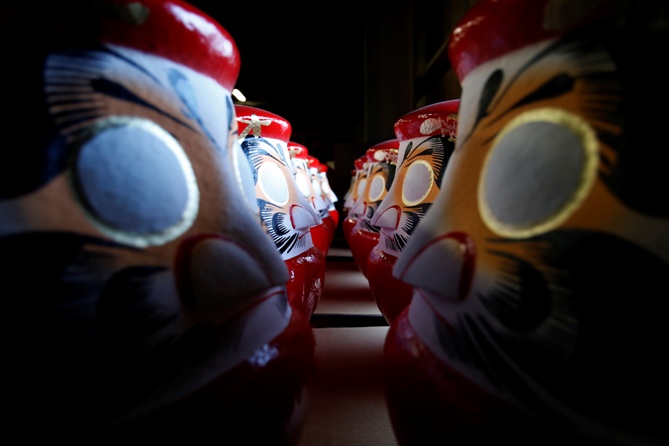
[321,174,333,195]
[72,116,198,248]
[356,178,367,199]
[295,170,312,198]
[258,162,289,206]
[402,160,433,206]
[312,177,323,195]
[479,108,598,238]
[232,138,260,214]
[368,174,386,202]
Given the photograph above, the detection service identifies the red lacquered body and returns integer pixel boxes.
[383,307,560,446]
[102,302,317,443]
[342,216,357,246]
[310,220,333,258]
[286,246,325,318]
[328,209,340,229]
[349,227,380,277]
[366,246,413,323]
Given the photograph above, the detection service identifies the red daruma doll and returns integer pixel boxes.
[1,1,317,443]
[236,105,325,319]
[384,0,669,445]
[368,100,458,324]
[348,140,398,277]
[305,154,337,256]
[317,160,340,232]
[288,142,331,258]
[342,153,369,246]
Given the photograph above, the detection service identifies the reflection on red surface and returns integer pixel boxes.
[285,246,325,318]
[348,228,379,278]
[366,246,413,323]
[383,308,551,445]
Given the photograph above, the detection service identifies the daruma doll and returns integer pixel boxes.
[1,1,316,442]
[384,0,669,445]
[368,99,458,323]
[347,140,398,277]
[236,105,325,319]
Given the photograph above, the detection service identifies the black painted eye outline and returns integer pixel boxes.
[478,107,598,238]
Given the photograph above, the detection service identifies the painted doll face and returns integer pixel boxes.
[292,156,319,212]
[306,161,331,220]
[349,147,398,235]
[3,41,288,310]
[353,159,396,234]
[1,31,295,433]
[240,132,321,259]
[373,110,457,257]
[393,3,669,435]
[345,159,370,220]
[342,170,357,213]
[318,169,338,211]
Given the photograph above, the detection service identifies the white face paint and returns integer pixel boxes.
[240,134,321,259]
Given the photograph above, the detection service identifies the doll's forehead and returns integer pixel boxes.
[447,0,615,81]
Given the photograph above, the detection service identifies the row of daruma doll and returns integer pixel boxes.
[343,0,668,444]
[4,0,667,444]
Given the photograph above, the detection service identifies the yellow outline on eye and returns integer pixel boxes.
[368,174,387,202]
[478,107,599,239]
[402,159,434,206]
[70,115,199,248]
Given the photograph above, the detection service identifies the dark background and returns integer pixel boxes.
[188,1,368,168]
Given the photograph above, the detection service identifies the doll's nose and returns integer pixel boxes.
[290,204,321,230]
[175,233,287,321]
[394,231,476,301]
[372,204,400,230]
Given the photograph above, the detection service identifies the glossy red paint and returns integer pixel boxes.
[235,104,292,141]
[59,0,242,90]
[285,246,325,318]
[342,216,357,245]
[103,303,317,443]
[310,219,334,258]
[447,0,612,81]
[348,227,380,278]
[393,99,459,141]
[328,208,340,230]
[383,309,556,445]
[366,246,413,323]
